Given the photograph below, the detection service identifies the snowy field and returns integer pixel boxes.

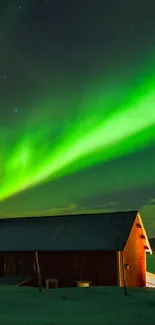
[1,285,155,325]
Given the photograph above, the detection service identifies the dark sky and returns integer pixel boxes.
[0,0,155,236]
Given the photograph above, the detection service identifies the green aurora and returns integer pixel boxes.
[1,73,155,202]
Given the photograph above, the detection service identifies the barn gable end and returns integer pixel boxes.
[118,212,152,287]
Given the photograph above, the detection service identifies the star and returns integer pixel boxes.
[14,109,18,113]
[3,76,7,79]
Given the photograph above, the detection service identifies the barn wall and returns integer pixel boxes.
[0,252,36,277]
[120,216,146,287]
[116,252,122,286]
[0,250,118,287]
[0,253,5,277]
[38,250,118,287]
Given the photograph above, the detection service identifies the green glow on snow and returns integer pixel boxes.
[0,76,155,202]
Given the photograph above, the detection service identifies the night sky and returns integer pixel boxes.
[0,0,155,236]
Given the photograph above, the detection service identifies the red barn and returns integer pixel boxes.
[0,210,152,288]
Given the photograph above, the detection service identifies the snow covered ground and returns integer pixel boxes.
[0,285,155,325]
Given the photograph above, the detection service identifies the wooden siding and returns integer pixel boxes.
[119,216,146,287]
[0,253,5,277]
[0,250,118,287]
[0,252,35,277]
[39,250,118,287]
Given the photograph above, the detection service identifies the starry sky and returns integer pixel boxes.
[0,0,155,236]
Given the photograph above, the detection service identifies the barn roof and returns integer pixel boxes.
[0,210,151,252]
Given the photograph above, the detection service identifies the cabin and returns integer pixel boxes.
[0,210,152,288]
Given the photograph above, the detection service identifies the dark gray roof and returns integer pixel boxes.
[0,211,138,252]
